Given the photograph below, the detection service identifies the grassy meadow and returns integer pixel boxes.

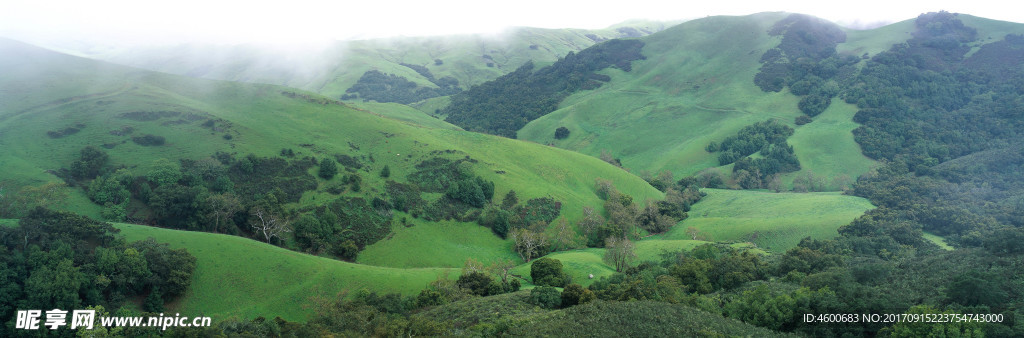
[115,223,453,321]
[654,189,875,252]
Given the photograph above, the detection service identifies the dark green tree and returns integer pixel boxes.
[554,127,570,139]
[531,257,570,287]
[319,158,338,180]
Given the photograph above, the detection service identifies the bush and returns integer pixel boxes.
[554,127,570,139]
[561,283,595,307]
[131,134,166,146]
[319,158,338,180]
[531,257,570,287]
[529,286,562,309]
[795,115,812,125]
[457,271,495,296]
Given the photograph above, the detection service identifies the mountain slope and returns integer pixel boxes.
[0,38,668,319]
[515,13,872,186]
[518,12,1024,188]
[60,21,676,100]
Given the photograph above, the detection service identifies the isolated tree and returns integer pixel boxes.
[599,149,620,167]
[501,190,519,210]
[686,226,709,241]
[511,227,547,262]
[531,257,569,287]
[487,259,516,284]
[380,165,391,178]
[554,127,570,139]
[249,207,292,243]
[319,157,338,180]
[603,236,636,272]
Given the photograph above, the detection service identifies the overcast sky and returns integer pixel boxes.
[0,0,1019,46]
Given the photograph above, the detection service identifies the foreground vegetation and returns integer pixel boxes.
[5,10,1024,338]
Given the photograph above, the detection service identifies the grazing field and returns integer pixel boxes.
[510,249,616,288]
[115,223,454,321]
[654,189,875,252]
[783,101,876,187]
[357,218,519,268]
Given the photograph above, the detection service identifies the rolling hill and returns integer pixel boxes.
[52,21,677,100]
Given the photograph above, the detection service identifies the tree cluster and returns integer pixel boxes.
[443,39,646,138]
[0,208,196,336]
[342,65,461,104]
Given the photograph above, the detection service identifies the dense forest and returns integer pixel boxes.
[0,208,196,336]
[442,39,646,138]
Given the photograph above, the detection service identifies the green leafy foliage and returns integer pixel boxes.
[318,157,338,180]
[554,126,570,140]
[0,208,195,336]
[530,257,571,287]
[69,145,109,180]
[528,286,562,309]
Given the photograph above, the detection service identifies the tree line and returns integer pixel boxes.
[442,39,646,138]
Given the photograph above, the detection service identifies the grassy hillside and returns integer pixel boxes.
[0,37,663,219]
[356,218,518,268]
[518,13,879,187]
[115,223,450,321]
[68,21,675,100]
[654,189,875,251]
[0,38,666,318]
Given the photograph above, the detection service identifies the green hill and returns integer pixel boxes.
[115,222,449,321]
[0,37,665,319]
[68,21,676,100]
[0,37,662,218]
[515,13,877,187]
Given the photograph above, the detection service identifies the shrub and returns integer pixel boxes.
[531,257,570,287]
[319,158,338,180]
[529,286,562,309]
[554,127,570,139]
[131,134,166,146]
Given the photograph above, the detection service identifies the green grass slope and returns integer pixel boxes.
[654,189,875,252]
[784,101,875,187]
[0,38,665,316]
[518,13,880,185]
[356,218,518,268]
[345,101,462,130]
[115,223,450,321]
[0,37,662,218]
